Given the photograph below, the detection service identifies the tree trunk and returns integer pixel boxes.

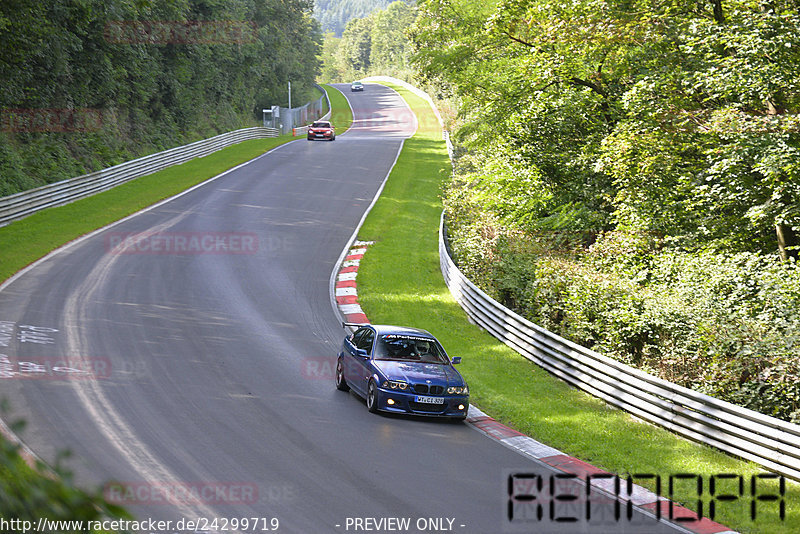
[776,223,798,261]
[711,0,725,23]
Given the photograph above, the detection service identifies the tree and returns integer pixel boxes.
[314,0,397,37]
[0,0,322,196]
[1,418,129,530]
[411,0,800,256]
[338,16,373,75]
[411,0,800,423]
[370,1,416,73]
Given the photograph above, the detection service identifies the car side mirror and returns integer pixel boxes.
[451,357,462,364]
[356,348,369,358]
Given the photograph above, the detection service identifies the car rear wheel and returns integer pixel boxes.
[335,359,349,392]
[366,379,379,413]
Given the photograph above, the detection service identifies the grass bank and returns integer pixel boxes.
[324,83,353,133]
[353,82,798,534]
[0,136,293,283]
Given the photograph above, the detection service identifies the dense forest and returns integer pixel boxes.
[314,0,399,36]
[407,0,800,422]
[319,0,416,81]
[0,0,321,196]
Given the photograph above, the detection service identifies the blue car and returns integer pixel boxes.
[335,324,469,420]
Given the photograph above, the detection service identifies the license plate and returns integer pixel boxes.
[315,134,324,137]
[415,395,445,404]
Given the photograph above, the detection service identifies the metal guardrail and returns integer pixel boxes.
[439,212,800,481]
[0,126,279,227]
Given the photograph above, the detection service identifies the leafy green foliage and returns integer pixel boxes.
[414,0,800,422]
[356,83,800,534]
[0,0,321,196]
[314,0,397,37]
[319,1,416,81]
[1,419,129,532]
[339,16,374,74]
[447,207,800,422]
[413,0,800,254]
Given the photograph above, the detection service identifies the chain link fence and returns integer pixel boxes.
[266,84,330,135]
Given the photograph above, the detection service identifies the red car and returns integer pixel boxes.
[307,120,335,141]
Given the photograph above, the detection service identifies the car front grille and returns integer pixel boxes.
[412,384,445,395]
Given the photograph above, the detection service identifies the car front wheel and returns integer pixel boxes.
[366,379,379,413]
[335,359,349,392]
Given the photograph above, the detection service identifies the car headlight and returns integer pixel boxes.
[447,386,469,395]
[382,380,408,390]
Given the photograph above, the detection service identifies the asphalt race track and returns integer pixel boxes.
[0,84,682,533]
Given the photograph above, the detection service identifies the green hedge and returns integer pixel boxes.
[446,201,800,423]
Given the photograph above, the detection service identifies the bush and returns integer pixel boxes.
[445,205,800,423]
[0,417,129,531]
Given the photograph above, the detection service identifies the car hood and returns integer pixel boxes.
[374,360,464,386]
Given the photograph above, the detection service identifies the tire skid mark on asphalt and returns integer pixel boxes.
[61,209,222,521]
[0,134,297,482]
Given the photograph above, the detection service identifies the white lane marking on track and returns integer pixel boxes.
[328,85,414,324]
[0,321,59,346]
[61,209,221,520]
[0,137,297,508]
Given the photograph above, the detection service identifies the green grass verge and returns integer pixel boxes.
[322,83,354,133]
[354,82,798,534]
[0,135,299,284]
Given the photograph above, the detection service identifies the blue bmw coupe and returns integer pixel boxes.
[335,324,469,420]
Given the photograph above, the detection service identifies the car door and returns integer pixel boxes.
[352,329,374,393]
[344,328,372,395]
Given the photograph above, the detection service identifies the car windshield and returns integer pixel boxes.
[311,122,330,128]
[374,334,449,364]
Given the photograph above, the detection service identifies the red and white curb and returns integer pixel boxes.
[334,241,373,324]
[332,245,736,534]
[329,81,737,532]
[467,405,737,533]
